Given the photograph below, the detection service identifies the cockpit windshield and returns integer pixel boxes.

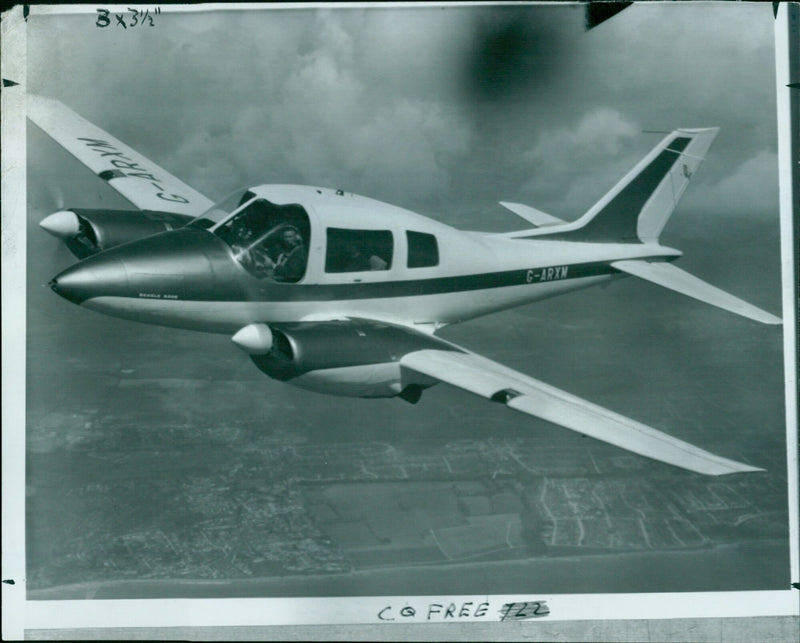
[188,188,257,230]
[213,198,311,283]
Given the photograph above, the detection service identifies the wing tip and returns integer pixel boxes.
[743,309,782,325]
[702,462,765,476]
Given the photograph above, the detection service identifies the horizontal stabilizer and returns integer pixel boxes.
[499,201,566,227]
[612,260,782,325]
[27,94,214,216]
[401,349,763,475]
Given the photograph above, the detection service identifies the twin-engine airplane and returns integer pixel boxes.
[29,94,782,476]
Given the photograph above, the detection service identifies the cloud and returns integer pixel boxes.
[167,10,474,205]
[355,8,472,101]
[684,150,779,217]
[350,99,471,202]
[25,4,778,221]
[518,108,641,215]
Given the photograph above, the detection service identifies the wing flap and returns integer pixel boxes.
[401,349,762,476]
[27,94,214,216]
[612,260,782,325]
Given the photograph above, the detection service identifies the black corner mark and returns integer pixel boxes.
[585,2,634,31]
[2,79,20,88]
[2,579,15,585]
[23,5,29,21]
[791,582,800,590]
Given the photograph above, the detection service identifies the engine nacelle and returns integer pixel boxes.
[40,208,194,258]
[247,321,451,401]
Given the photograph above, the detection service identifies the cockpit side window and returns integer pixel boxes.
[215,199,310,283]
[406,230,439,268]
[325,228,393,273]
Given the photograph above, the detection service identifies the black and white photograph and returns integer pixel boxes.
[2,1,798,638]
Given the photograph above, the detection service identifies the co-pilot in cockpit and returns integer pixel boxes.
[211,195,310,283]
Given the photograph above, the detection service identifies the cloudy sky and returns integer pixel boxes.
[26,3,778,229]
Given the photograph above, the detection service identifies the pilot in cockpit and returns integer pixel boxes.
[238,224,305,280]
[225,202,308,282]
[268,226,307,282]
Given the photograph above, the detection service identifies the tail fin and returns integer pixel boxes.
[541,128,720,243]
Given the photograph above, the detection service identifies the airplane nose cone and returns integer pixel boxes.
[40,210,80,239]
[49,255,129,305]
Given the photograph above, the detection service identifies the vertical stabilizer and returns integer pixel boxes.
[538,128,719,243]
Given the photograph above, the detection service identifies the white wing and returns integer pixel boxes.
[401,348,762,476]
[612,260,782,325]
[27,94,214,216]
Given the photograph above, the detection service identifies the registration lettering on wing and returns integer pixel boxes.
[77,137,190,204]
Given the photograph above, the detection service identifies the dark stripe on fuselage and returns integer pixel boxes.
[78,256,622,306]
[232,260,618,303]
[63,228,662,306]
[532,136,692,243]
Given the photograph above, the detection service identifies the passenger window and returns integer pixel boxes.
[326,228,393,273]
[215,199,310,283]
[406,231,439,268]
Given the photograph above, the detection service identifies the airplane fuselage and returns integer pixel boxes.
[58,224,681,334]
[51,184,681,335]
